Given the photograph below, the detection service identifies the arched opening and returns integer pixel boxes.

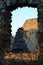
[8,6,40,60]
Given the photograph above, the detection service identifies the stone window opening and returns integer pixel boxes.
[10,6,40,60]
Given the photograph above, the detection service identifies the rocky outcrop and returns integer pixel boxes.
[12,28,30,53]
[24,29,38,54]
[22,18,38,31]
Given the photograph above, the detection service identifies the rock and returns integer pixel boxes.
[12,27,30,53]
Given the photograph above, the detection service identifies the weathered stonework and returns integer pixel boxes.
[0,0,43,65]
[37,4,43,63]
[0,6,11,52]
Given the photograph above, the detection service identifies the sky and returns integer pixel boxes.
[11,7,38,36]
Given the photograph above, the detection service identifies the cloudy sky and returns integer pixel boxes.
[11,7,38,36]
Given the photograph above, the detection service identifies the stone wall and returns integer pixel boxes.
[0,0,43,65]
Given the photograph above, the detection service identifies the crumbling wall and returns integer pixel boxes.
[0,0,43,65]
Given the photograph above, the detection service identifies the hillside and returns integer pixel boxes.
[22,18,38,31]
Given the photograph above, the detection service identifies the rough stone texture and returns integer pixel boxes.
[24,29,38,53]
[0,0,43,65]
[0,1,11,52]
[37,4,43,63]
[5,0,38,7]
[0,11,11,52]
[23,18,38,31]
